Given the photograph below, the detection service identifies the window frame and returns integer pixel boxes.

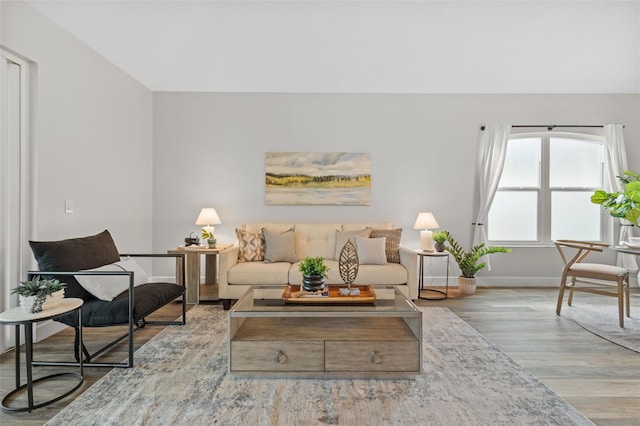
[487,131,609,247]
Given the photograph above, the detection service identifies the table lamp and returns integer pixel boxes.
[414,212,439,252]
[196,208,221,248]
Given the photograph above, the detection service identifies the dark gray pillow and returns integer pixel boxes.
[29,230,121,300]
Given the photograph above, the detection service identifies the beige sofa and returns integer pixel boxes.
[218,222,417,309]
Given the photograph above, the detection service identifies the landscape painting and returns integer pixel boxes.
[265,152,371,205]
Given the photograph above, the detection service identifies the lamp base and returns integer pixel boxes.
[420,230,434,252]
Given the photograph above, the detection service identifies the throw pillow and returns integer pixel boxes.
[262,227,298,263]
[29,229,121,300]
[74,258,148,301]
[355,236,388,265]
[370,228,403,263]
[236,228,265,262]
[334,228,372,260]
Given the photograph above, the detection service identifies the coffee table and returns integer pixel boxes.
[228,285,422,379]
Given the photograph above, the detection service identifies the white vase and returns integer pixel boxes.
[19,289,65,313]
[457,276,477,295]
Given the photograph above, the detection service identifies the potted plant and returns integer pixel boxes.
[445,234,510,295]
[11,276,66,313]
[432,231,449,252]
[591,171,640,226]
[298,256,330,292]
[201,228,216,248]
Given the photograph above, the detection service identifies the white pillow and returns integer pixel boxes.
[334,228,372,260]
[75,259,148,301]
[355,236,388,265]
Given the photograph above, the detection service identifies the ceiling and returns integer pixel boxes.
[26,0,640,93]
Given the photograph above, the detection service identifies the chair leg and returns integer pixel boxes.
[556,270,568,315]
[567,277,575,306]
[617,277,624,328]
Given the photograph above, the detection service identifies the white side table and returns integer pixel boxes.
[416,250,450,300]
[0,298,83,413]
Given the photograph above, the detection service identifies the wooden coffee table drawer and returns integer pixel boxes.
[231,341,324,372]
[325,341,420,372]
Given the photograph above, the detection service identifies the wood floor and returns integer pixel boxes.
[1,288,639,425]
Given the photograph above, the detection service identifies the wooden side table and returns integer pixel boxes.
[416,250,450,300]
[0,298,83,412]
[168,244,233,304]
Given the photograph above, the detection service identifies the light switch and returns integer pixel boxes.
[65,199,73,214]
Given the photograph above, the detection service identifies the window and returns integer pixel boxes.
[488,133,605,244]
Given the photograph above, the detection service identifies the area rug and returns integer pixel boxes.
[565,302,640,353]
[46,306,592,426]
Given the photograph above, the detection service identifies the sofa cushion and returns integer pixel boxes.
[245,223,294,235]
[370,228,403,263]
[295,223,342,260]
[29,230,121,300]
[334,228,372,260]
[263,227,298,263]
[355,236,388,265]
[229,261,292,285]
[236,228,265,262]
[289,260,407,285]
[75,258,148,301]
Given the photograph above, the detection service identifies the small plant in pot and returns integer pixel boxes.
[201,228,216,248]
[298,256,330,292]
[11,276,66,313]
[432,231,449,252]
[445,234,510,295]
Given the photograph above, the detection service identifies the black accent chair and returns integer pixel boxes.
[28,230,186,368]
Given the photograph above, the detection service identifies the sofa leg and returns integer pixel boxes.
[222,299,232,310]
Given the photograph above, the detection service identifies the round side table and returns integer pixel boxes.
[416,250,450,300]
[0,298,84,413]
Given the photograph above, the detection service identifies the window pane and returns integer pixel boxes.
[550,138,603,188]
[551,191,601,240]
[498,137,541,188]
[488,192,538,241]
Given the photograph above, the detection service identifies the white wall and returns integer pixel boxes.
[153,92,639,284]
[1,1,153,253]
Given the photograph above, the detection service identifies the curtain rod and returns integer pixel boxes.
[480,124,624,131]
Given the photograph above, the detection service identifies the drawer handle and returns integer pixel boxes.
[273,349,288,364]
[368,349,382,365]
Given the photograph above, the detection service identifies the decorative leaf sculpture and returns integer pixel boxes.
[339,239,359,289]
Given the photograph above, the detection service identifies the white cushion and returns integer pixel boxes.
[295,223,342,260]
[75,259,148,301]
[229,261,291,285]
[355,236,388,265]
[334,228,372,260]
[244,223,294,235]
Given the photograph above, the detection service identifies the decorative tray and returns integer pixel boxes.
[282,285,377,304]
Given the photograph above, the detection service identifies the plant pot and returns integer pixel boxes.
[302,274,325,292]
[19,289,65,314]
[435,242,445,252]
[457,276,477,295]
[207,238,217,248]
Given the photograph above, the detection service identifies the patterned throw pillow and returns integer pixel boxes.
[370,228,402,263]
[236,228,265,262]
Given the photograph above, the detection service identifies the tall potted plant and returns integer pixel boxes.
[445,234,510,295]
[591,171,640,226]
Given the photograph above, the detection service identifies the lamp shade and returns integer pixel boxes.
[195,208,221,226]
[413,212,439,230]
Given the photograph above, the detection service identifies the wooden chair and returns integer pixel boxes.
[554,240,630,327]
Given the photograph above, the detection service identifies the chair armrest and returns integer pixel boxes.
[399,245,418,300]
[218,246,240,298]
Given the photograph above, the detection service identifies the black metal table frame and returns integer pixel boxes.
[417,251,450,300]
[1,305,83,413]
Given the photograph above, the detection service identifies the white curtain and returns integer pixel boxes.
[473,124,512,270]
[603,124,638,273]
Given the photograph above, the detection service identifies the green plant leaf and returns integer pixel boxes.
[590,190,610,205]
